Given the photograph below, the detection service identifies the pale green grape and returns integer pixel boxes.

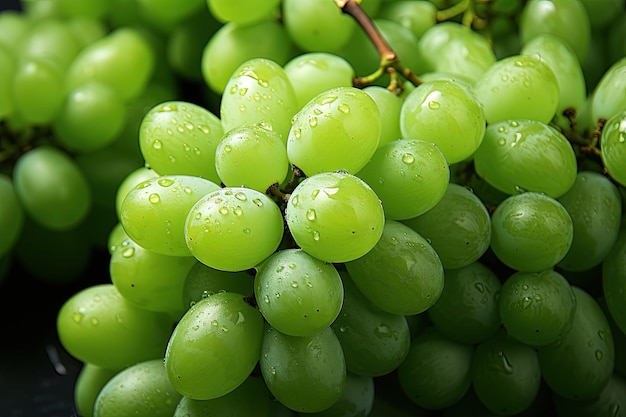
[601,110,626,187]
[557,171,622,271]
[185,187,283,271]
[356,139,450,220]
[473,119,577,198]
[0,44,15,118]
[182,262,253,310]
[107,222,128,254]
[591,57,626,125]
[603,223,626,335]
[0,174,24,257]
[207,0,280,25]
[13,57,64,123]
[201,19,292,94]
[427,262,502,345]
[304,373,374,417]
[331,271,411,377]
[0,11,30,54]
[74,364,118,417]
[378,0,437,39]
[65,17,107,49]
[362,86,402,148]
[490,192,573,272]
[56,283,173,370]
[398,326,473,410]
[282,0,355,53]
[13,145,91,230]
[519,0,591,62]
[285,171,385,263]
[115,167,159,219]
[260,325,346,413]
[139,100,224,183]
[400,78,486,164]
[20,19,80,70]
[215,124,289,193]
[136,0,205,28]
[255,249,343,337]
[288,86,381,175]
[345,220,444,315]
[120,175,221,256]
[65,27,155,101]
[165,292,265,400]
[284,52,355,110]
[221,58,298,142]
[53,81,126,153]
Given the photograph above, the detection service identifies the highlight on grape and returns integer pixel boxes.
[1,0,625,415]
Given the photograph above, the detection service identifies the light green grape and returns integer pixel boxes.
[378,0,437,39]
[13,145,91,230]
[165,292,265,400]
[285,171,385,263]
[362,86,402,148]
[474,54,560,124]
[255,249,343,337]
[356,139,449,220]
[20,19,80,70]
[12,57,65,124]
[207,0,280,25]
[0,11,31,54]
[107,222,128,255]
[284,52,355,110]
[401,183,491,269]
[490,192,573,272]
[120,175,221,256]
[590,57,626,124]
[215,123,289,193]
[345,220,444,315]
[260,324,346,413]
[288,86,381,176]
[400,78,486,164]
[74,364,118,417]
[139,100,224,183]
[0,174,24,257]
[185,187,283,271]
[182,262,253,310]
[601,110,626,186]
[115,167,159,219]
[473,119,577,198]
[221,58,298,142]
[56,283,173,370]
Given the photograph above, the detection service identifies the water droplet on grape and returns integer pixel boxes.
[320,95,338,105]
[242,227,251,234]
[211,320,218,327]
[149,193,161,204]
[239,87,248,96]
[312,230,320,241]
[158,178,174,187]
[91,318,98,326]
[598,330,606,340]
[323,187,339,196]
[239,104,246,112]
[223,145,232,152]
[219,207,228,215]
[122,247,135,258]
[401,153,415,164]
[269,366,276,375]
[338,103,350,113]
[235,192,247,201]
[253,198,263,207]
[234,206,243,216]
[306,209,316,221]
[290,281,298,288]
[595,350,604,360]
[311,189,320,199]
[474,283,485,293]
[263,295,270,303]
[152,140,162,150]
[498,350,514,373]
[428,100,440,110]
[309,117,318,127]
[522,296,533,308]
[498,137,506,146]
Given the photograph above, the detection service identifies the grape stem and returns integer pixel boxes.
[336,0,423,93]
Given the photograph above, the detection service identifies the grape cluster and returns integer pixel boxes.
[1,0,626,416]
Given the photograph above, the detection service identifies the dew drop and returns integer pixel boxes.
[293,128,302,139]
[211,320,218,327]
[72,312,83,323]
[474,283,485,293]
[522,296,533,308]
[122,247,135,258]
[253,198,263,207]
[269,366,276,375]
[263,295,270,304]
[219,206,229,215]
[498,137,506,146]
[596,350,604,360]
[338,103,350,113]
[239,87,248,96]
[312,230,320,241]
[290,281,299,288]
[158,178,174,187]
[91,318,99,326]
[311,189,320,199]
[235,192,247,201]
[428,100,440,110]
[152,140,162,149]
[320,95,338,105]
[223,145,232,152]
[149,193,161,204]
[234,206,243,216]
[401,153,415,164]
[242,227,251,234]
[306,209,316,221]
[309,117,318,127]
[323,187,339,196]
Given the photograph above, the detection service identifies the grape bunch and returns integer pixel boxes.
[1,0,626,415]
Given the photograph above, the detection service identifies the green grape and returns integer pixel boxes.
[57,283,173,370]
[331,271,411,377]
[20,19,81,70]
[553,372,626,417]
[120,175,221,256]
[0,44,15,118]
[107,222,128,255]
[255,249,343,337]
[139,100,224,183]
[185,186,283,271]
[401,183,491,269]
[221,58,298,143]
[287,86,381,176]
[356,139,450,220]
[173,375,273,417]
[284,52,355,110]
[136,0,205,28]
[590,57,626,124]
[303,372,374,417]
[466,169,509,208]
[215,124,289,193]
[13,145,91,230]
[74,363,118,417]
[65,16,107,49]
[427,262,502,345]
[417,22,496,84]
[603,223,626,335]
[56,0,110,19]
[378,0,437,39]
[499,269,576,347]
[345,220,444,315]
[260,324,346,413]
[362,86,402,148]
[165,292,265,399]
[12,57,63,124]
[473,119,578,198]
[599,296,626,377]
[474,54,560,124]
[285,171,385,263]
[65,27,155,101]
[282,0,355,53]
[398,326,473,410]
[471,328,542,416]
[520,34,587,130]
[601,110,626,187]
[400,79,486,164]
[53,81,127,153]
[490,192,573,272]
[110,238,197,316]
[207,0,280,25]
[115,167,159,219]
[519,0,591,63]
[93,358,182,417]
[0,11,30,54]
[201,19,292,94]
[182,262,253,309]
[538,286,614,400]
[557,171,622,271]
[0,174,24,257]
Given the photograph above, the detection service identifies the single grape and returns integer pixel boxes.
[12,57,65,124]
[590,57,626,124]
[362,85,402,148]
[115,167,159,219]
[74,364,118,417]
[600,109,626,187]
[182,262,253,311]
